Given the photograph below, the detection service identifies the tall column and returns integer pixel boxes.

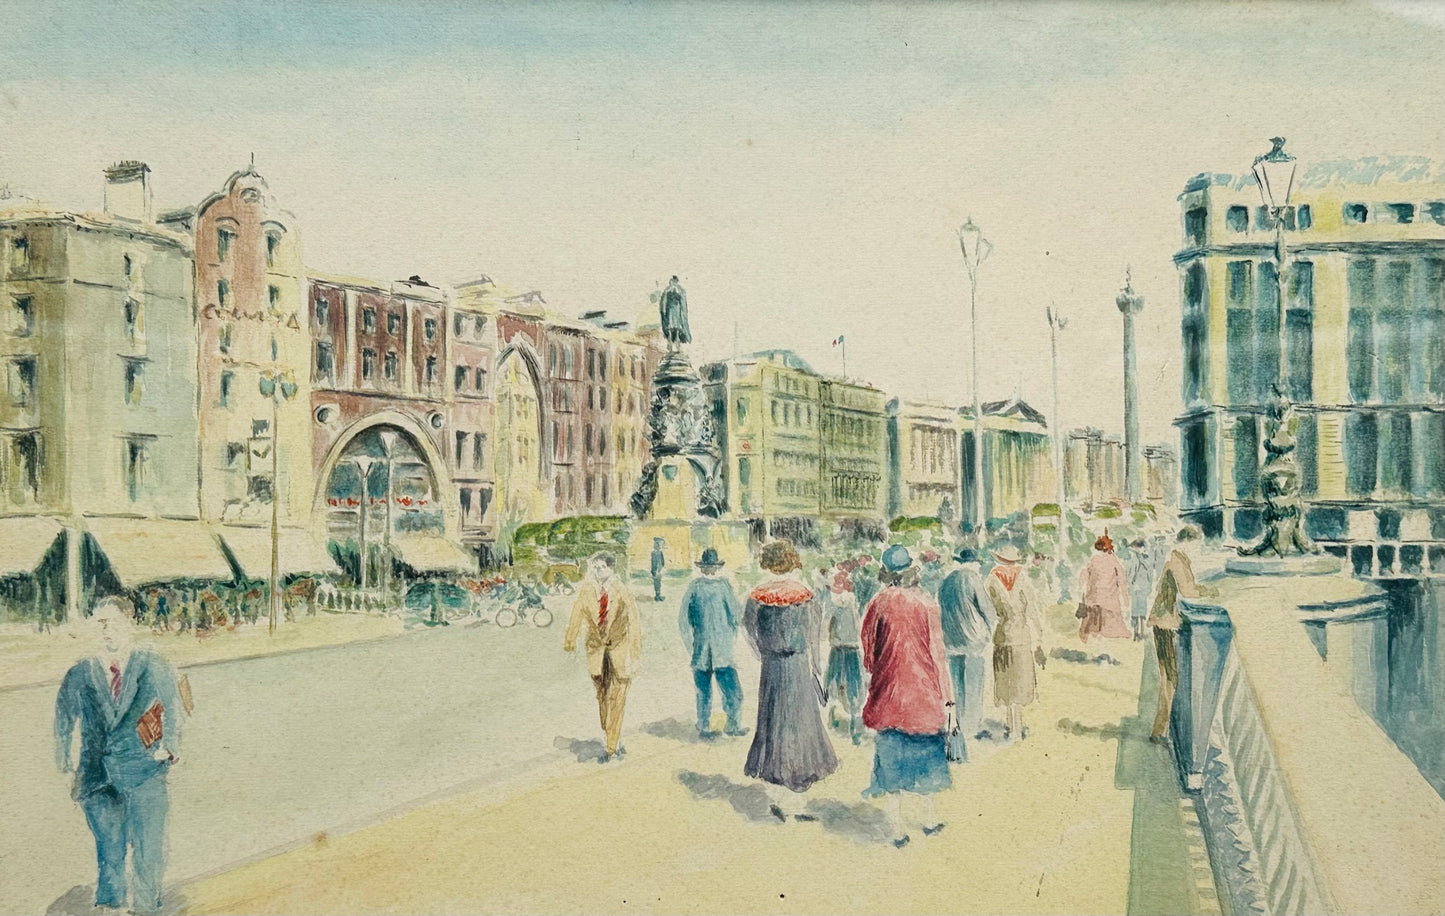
[1117,273,1144,504]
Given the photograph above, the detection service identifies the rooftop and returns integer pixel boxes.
[1182,155,1442,196]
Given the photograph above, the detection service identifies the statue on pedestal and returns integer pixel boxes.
[630,276,723,520]
[1237,385,1320,558]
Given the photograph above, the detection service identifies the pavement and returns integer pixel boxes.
[162,600,1220,916]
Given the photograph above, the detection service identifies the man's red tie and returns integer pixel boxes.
[109,662,122,701]
[598,591,609,630]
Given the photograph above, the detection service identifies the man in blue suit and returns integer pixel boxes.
[55,597,184,915]
[679,548,747,738]
[937,546,997,761]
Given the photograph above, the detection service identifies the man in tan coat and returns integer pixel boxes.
[565,553,642,763]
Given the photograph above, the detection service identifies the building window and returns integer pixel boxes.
[1225,206,1248,233]
[1344,203,1368,224]
[247,473,273,504]
[1378,261,1411,403]
[362,349,376,380]
[314,343,334,384]
[314,297,328,326]
[1182,263,1208,405]
[455,431,468,468]
[739,456,751,486]
[387,311,401,336]
[563,347,575,377]
[362,308,376,333]
[1297,413,1318,497]
[548,344,558,373]
[1181,419,1210,508]
[9,237,29,274]
[1386,203,1416,224]
[123,255,132,279]
[1380,412,1412,496]
[217,228,235,262]
[459,487,472,522]
[1347,259,1376,403]
[1426,202,1445,226]
[473,316,486,337]
[266,285,280,312]
[1344,411,1378,497]
[1233,415,1258,500]
[123,359,144,406]
[587,387,594,410]
[455,365,469,391]
[11,295,34,337]
[736,398,748,422]
[1418,259,1444,400]
[5,431,43,503]
[424,317,437,341]
[383,351,398,381]
[1419,413,1445,497]
[218,279,230,308]
[1285,262,1313,401]
[1184,207,1206,246]
[585,424,593,456]
[1297,204,1312,230]
[475,367,485,391]
[7,356,37,407]
[220,370,235,407]
[473,434,483,470]
[266,232,281,267]
[771,399,779,424]
[123,438,151,502]
[123,298,142,340]
[425,356,438,386]
[218,323,232,354]
[599,388,608,412]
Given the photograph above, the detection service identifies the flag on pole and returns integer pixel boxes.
[831,335,845,347]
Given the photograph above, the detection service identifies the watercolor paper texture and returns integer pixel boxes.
[2,2,1443,914]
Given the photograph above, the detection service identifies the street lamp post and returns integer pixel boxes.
[379,429,399,597]
[1046,304,1071,600]
[958,217,993,541]
[1239,136,1318,558]
[258,364,298,635]
[352,455,379,593]
[1116,269,1144,504]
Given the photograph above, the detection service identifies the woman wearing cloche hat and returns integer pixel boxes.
[985,543,1047,741]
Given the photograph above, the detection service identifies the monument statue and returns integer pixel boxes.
[630,274,722,520]
[659,275,691,347]
[1237,384,1320,558]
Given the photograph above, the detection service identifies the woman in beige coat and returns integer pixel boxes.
[985,545,1046,741]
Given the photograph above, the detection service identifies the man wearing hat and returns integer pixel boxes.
[679,548,747,737]
[937,546,997,759]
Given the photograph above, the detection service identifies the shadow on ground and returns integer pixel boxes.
[553,735,606,763]
[676,770,775,823]
[676,770,897,845]
[643,716,706,744]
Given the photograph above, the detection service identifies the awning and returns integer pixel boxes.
[219,526,339,579]
[86,518,234,588]
[0,516,63,577]
[394,536,477,575]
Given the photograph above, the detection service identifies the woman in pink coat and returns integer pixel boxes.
[1078,531,1132,642]
[861,545,953,849]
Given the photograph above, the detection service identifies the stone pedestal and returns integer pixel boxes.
[630,349,723,520]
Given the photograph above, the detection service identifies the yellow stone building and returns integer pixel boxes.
[1174,156,1444,577]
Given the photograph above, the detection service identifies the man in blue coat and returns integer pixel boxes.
[650,537,667,603]
[55,597,184,915]
[936,546,997,760]
[679,548,747,738]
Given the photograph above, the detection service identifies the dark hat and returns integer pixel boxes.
[696,548,724,570]
[953,546,979,564]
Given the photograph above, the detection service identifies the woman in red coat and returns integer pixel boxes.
[861,545,953,848]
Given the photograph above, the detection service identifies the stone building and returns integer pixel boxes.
[1,163,212,618]
[1173,155,1444,576]
[819,376,888,523]
[960,398,1054,529]
[886,397,962,521]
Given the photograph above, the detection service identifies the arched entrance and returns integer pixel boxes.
[322,424,445,547]
[494,347,547,527]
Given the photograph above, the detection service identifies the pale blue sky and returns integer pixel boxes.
[2,1,1442,442]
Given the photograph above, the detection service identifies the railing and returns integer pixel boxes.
[1171,557,1445,916]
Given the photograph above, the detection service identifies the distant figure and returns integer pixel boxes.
[679,548,746,738]
[744,540,838,821]
[936,546,997,760]
[1030,552,1058,601]
[658,275,691,347]
[55,597,184,916]
[1078,531,1132,642]
[650,537,667,603]
[986,545,1047,741]
[850,554,880,608]
[919,549,946,596]
[1124,538,1153,640]
[564,553,641,763]
[1149,527,1215,744]
[821,569,865,744]
[861,546,952,848]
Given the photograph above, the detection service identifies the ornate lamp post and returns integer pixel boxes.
[1239,137,1318,558]
[258,365,299,635]
[1046,304,1071,600]
[958,217,993,539]
[1116,269,1144,504]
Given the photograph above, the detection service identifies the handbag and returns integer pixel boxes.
[1074,602,1089,619]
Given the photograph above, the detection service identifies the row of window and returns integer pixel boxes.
[1346,258,1444,404]
[829,473,879,506]
[551,470,632,510]
[453,430,486,473]
[909,426,957,475]
[546,342,645,383]
[769,398,813,428]
[218,279,284,312]
[457,487,491,526]
[1185,200,1445,245]
[8,293,145,341]
[216,227,284,267]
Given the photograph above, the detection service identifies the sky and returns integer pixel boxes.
[2,0,1442,445]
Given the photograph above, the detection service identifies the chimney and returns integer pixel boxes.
[103,161,153,223]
